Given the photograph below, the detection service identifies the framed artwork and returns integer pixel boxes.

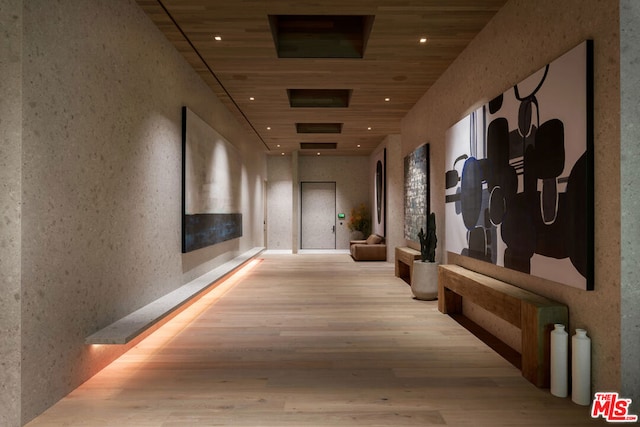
[444,40,594,290]
[182,107,243,253]
[404,143,430,242]
[373,148,386,237]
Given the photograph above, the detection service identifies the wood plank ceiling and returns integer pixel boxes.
[136,0,507,156]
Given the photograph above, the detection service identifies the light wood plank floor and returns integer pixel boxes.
[27,254,607,426]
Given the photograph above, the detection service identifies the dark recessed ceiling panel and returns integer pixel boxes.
[288,89,352,108]
[300,142,338,150]
[269,15,375,58]
[296,123,343,133]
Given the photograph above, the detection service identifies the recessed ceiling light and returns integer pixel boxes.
[357,144,361,148]
[281,152,285,156]
[249,97,255,101]
[214,35,222,41]
[267,126,271,130]
[367,127,372,130]
[276,144,280,148]
[384,97,390,102]
[317,152,321,156]
[419,37,427,43]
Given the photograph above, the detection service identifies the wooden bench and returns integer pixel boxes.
[86,247,264,345]
[437,264,568,388]
[395,246,421,285]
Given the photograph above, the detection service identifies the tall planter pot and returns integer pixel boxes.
[411,261,439,300]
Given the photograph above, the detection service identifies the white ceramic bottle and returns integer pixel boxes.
[571,328,592,405]
[550,323,568,397]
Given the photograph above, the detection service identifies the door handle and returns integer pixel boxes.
[332,225,336,233]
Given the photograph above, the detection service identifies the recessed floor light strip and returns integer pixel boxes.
[90,259,262,365]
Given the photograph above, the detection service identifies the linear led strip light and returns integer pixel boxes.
[90,259,262,365]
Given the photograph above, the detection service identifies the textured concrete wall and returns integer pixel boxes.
[267,155,293,250]
[620,0,640,411]
[298,156,370,249]
[401,0,620,393]
[266,155,370,251]
[371,135,403,262]
[0,1,22,425]
[20,0,265,423]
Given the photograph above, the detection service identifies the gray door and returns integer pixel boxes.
[301,182,336,249]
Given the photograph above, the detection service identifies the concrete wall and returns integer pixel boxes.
[299,156,369,249]
[266,155,293,250]
[18,0,266,423]
[266,155,369,251]
[401,0,621,394]
[370,135,403,263]
[620,0,640,410]
[0,1,22,425]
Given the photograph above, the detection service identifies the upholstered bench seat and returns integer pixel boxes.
[350,234,387,261]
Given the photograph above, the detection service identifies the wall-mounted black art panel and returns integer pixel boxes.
[182,107,243,253]
[373,148,386,237]
[445,40,594,290]
[404,144,430,242]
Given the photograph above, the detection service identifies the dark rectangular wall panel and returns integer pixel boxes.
[183,213,242,253]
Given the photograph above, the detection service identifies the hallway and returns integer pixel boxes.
[27,254,604,426]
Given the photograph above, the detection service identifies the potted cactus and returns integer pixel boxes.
[412,212,439,300]
[419,212,437,262]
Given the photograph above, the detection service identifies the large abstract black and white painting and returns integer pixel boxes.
[404,143,430,242]
[182,107,243,253]
[445,40,594,290]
